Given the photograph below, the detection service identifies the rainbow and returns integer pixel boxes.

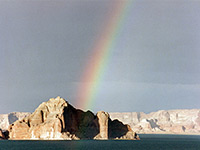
[76,1,132,110]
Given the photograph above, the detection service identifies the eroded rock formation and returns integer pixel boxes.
[8,96,139,140]
[94,111,109,139]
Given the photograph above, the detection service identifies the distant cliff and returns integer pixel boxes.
[0,112,30,130]
[7,96,139,140]
[109,109,200,135]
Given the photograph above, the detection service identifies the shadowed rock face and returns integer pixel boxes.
[0,129,9,140]
[8,96,139,140]
[0,129,5,139]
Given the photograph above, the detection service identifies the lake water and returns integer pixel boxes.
[0,134,200,150]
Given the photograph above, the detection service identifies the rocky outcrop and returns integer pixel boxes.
[109,109,200,135]
[8,96,139,140]
[0,112,30,130]
[94,111,109,139]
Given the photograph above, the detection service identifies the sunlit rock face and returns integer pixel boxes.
[109,109,200,134]
[94,111,109,140]
[8,96,139,140]
[0,114,9,131]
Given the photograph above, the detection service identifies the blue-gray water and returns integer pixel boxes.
[0,134,200,150]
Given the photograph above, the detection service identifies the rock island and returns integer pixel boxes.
[7,96,139,140]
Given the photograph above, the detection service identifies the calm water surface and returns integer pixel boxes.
[0,134,200,150]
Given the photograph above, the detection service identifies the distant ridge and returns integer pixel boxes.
[109,109,200,135]
[0,112,30,130]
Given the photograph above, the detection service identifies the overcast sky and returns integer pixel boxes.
[0,0,200,114]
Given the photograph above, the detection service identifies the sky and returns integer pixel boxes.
[0,0,200,114]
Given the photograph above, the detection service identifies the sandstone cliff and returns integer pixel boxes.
[8,96,139,140]
[109,109,200,134]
